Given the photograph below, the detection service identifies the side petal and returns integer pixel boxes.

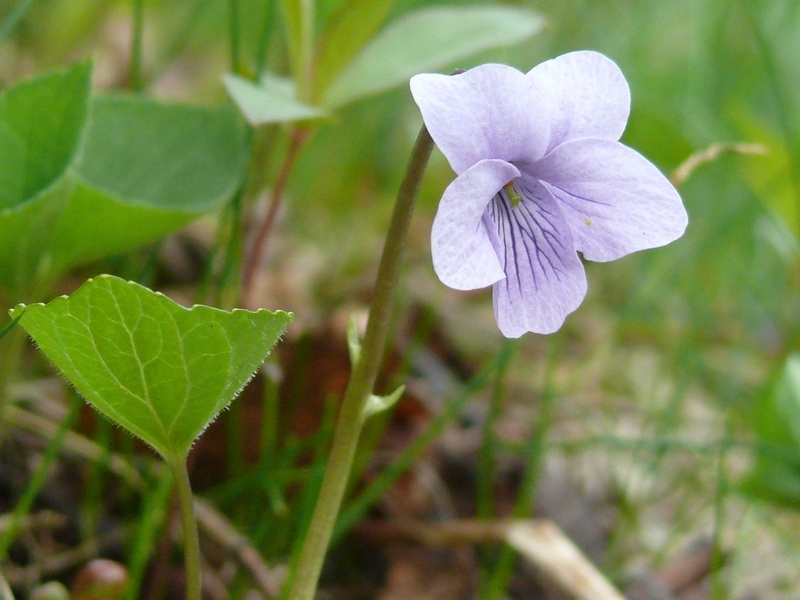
[432,159,519,290]
[535,138,688,262]
[489,178,587,337]
[410,65,550,174]
[527,50,630,150]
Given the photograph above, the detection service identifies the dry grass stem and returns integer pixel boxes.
[671,142,767,186]
[360,518,625,600]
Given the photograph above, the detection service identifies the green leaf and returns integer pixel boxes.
[362,385,404,422]
[346,314,361,365]
[741,355,800,509]
[323,5,544,108]
[76,96,246,212]
[0,176,73,295]
[0,63,91,295]
[312,0,395,102]
[224,73,326,126]
[46,95,247,276]
[0,69,247,297]
[0,61,91,208]
[12,275,293,463]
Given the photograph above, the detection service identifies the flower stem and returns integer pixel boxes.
[285,126,434,600]
[169,457,202,600]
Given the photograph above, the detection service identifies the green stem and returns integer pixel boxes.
[123,468,174,600]
[130,0,145,91]
[297,0,314,102]
[481,339,558,600]
[254,0,274,76]
[335,342,517,541]
[169,457,202,600]
[710,431,730,600]
[477,339,516,520]
[285,126,434,600]
[228,0,241,75]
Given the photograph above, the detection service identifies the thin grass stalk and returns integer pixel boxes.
[477,339,517,521]
[229,0,242,75]
[130,0,145,91]
[80,416,113,540]
[0,394,80,561]
[481,339,558,600]
[123,469,174,600]
[149,0,213,84]
[710,432,731,600]
[254,0,274,76]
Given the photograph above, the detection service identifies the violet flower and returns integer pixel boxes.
[410,51,688,337]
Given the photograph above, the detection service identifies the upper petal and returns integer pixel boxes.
[489,178,587,337]
[410,64,550,174]
[534,138,688,262]
[432,159,519,290]
[527,50,630,151]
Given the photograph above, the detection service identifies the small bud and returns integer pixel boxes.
[71,559,129,600]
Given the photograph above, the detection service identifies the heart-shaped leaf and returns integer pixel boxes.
[12,275,292,464]
[0,63,246,300]
[0,61,91,207]
[0,62,91,295]
[46,95,246,274]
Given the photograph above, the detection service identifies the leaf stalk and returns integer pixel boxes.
[170,458,202,600]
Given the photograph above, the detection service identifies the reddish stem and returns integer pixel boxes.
[241,126,308,306]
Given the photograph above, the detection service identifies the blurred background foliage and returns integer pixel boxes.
[2,0,800,597]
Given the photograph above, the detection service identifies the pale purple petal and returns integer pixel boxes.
[410,65,550,174]
[432,159,519,290]
[488,178,587,337]
[534,138,688,262]
[528,51,630,151]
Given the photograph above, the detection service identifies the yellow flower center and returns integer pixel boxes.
[503,181,521,208]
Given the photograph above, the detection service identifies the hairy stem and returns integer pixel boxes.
[285,126,434,600]
[170,458,202,600]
